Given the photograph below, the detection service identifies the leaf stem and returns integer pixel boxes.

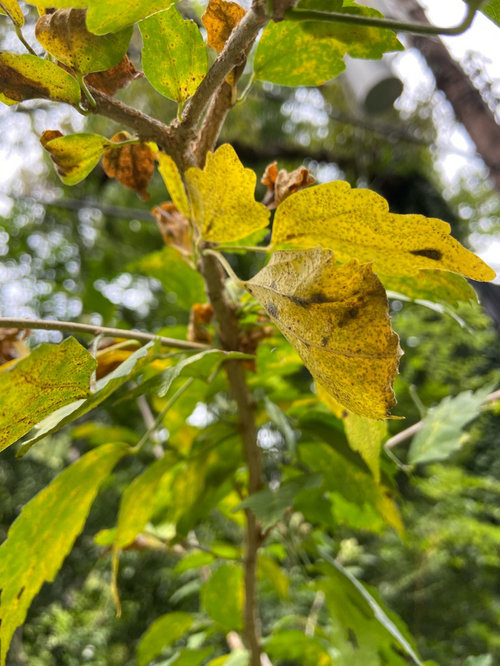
[284,2,479,37]
[0,317,210,351]
[202,249,246,289]
[217,244,272,254]
[14,25,36,55]
[77,73,96,108]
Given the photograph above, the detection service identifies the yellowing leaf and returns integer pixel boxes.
[380,270,477,307]
[0,0,24,26]
[272,181,495,281]
[202,0,246,53]
[0,442,129,666]
[157,152,190,216]
[344,412,387,482]
[185,144,270,242]
[35,8,132,76]
[0,337,95,453]
[245,247,401,419]
[0,53,80,106]
[87,0,174,35]
[41,131,112,185]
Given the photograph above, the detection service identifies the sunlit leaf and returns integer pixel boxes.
[206,651,249,666]
[381,270,478,307]
[271,181,495,280]
[102,131,157,200]
[0,442,129,666]
[408,386,494,464]
[202,0,246,53]
[40,131,112,185]
[157,152,190,216]
[254,1,402,86]
[35,9,132,76]
[185,144,270,242]
[201,564,244,631]
[87,0,175,35]
[140,6,207,103]
[245,247,401,419]
[0,53,80,106]
[0,337,94,453]
[0,0,24,26]
[344,412,387,482]
[137,612,195,666]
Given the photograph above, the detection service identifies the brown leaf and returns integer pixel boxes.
[152,202,192,255]
[262,161,315,209]
[188,304,214,344]
[85,55,142,96]
[102,131,156,201]
[40,129,63,147]
[202,0,246,53]
[0,329,30,366]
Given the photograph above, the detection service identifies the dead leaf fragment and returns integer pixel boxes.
[85,55,142,96]
[261,161,315,208]
[202,0,246,53]
[188,303,214,344]
[0,329,30,366]
[103,131,156,201]
[153,202,192,255]
[245,247,402,419]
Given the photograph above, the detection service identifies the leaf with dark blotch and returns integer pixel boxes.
[103,131,157,201]
[35,8,132,76]
[0,0,24,26]
[0,443,129,666]
[202,0,246,53]
[85,55,142,95]
[0,337,95,453]
[245,247,402,419]
[0,53,80,106]
[41,130,112,185]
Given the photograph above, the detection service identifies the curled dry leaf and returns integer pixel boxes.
[0,329,30,367]
[85,55,142,95]
[188,304,214,344]
[152,202,192,255]
[261,161,315,209]
[244,247,402,419]
[102,131,156,201]
[202,0,246,53]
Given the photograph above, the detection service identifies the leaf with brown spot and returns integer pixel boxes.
[272,180,496,281]
[35,8,132,76]
[202,0,246,53]
[261,161,315,209]
[103,131,157,201]
[0,53,80,106]
[85,55,142,95]
[152,202,192,255]
[41,130,112,185]
[244,247,402,419]
[0,0,24,26]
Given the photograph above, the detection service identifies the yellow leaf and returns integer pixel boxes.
[272,180,495,281]
[185,143,270,242]
[245,247,402,419]
[157,152,190,217]
[202,0,246,53]
[0,0,24,26]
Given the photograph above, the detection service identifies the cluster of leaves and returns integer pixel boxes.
[0,0,499,665]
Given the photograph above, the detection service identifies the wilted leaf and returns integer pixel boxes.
[201,564,244,631]
[157,152,190,216]
[153,203,192,254]
[408,386,494,464]
[254,2,402,86]
[188,303,214,344]
[35,8,132,76]
[103,131,156,200]
[0,0,24,26]
[262,161,315,209]
[272,181,495,281]
[185,144,270,242]
[381,270,478,307]
[0,328,29,366]
[137,612,194,666]
[85,54,142,94]
[140,6,207,103]
[41,131,111,185]
[0,53,80,106]
[0,337,94,453]
[0,443,129,666]
[202,0,246,53]
[245,247,401,419]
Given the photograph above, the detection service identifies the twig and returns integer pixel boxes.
[0,317,210,351]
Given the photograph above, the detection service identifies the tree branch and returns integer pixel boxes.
[0,318,210,351]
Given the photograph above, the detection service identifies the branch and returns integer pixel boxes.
[0,318,210,351]
[384,388,500,451]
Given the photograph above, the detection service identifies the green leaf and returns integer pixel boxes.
[344,412,387,482]
[236,473,322,528]
[17,342,155,456]
[206,650,249,666]
[167,648,214,666]
[40,131,112,186]
[130,246,206,310]
[0,53,80,106]
[408,386,494,464]
[137,612,195,666]
[174,551,215,575]
[317,555,423,665]
[463,656,494,666]
[201,564,244,631]
[481,0,500,27]
[35,8,132,76]
[265,630,332,665]
[87,0,175,35]
[0,442,129,666]
[140,6,207,103]
[0,337,94,453]
[254,2,402,86]
[258,553,290,599]
[381,270,478,308]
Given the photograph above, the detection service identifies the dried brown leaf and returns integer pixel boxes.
[103,131,156,201]
[85,55,142,96]
[202,0,246,53]
[262,161,315,209]
[152,202,192,255]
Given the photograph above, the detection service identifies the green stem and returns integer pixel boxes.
[77,73,96,108]
[14,24,36,55]
[284,3,479,37]
[236,73,256,104]
[203,249,246,289]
